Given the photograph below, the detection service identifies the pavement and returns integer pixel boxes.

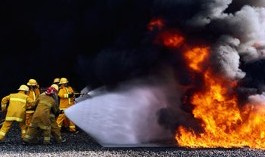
[0,123,265,156]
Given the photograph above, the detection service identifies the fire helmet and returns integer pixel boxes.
[27,79,38,86]
[53,78,60,84]
[59,77,68,84]
[51,84,59,91]
[45,86,57,95]
[18,85,29,92]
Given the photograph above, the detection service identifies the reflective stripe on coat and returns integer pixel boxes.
[1,92,34,122]
[58,86,74,109]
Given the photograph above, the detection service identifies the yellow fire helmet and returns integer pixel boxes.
[53,78,60,84]
[51,84,59,91]
[18,85,29,92]
[27,79,38,86]
[59,77,68,84]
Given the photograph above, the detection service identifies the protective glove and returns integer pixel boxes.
[68,93,74,98]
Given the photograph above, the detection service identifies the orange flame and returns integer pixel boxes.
[176,69,265,149]
[184,47,209,72]
[159,31,185,48]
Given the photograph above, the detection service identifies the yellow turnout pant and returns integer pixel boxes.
[0,121,26,140]
[56,113,76,132]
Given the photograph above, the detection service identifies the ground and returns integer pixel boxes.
[0,123,264,156]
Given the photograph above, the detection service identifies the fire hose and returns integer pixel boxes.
[74,92,90,96]
[0,92,91,126]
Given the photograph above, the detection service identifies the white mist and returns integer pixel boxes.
[65,81,174,146]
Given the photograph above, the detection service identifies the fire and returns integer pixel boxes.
[176,65,265,149]
[176,71,242,147]
[151,20,265,149]
[184,47,209,72]
[158,31,185,48]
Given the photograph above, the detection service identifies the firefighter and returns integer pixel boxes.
[51,84,59,107]
[26,78,41,127]
[0,85,35,141]
[23,85,63,145]
[50,84,65,143]
[53,78,60,85]
[56,77,77,133]
[52,78,61,103]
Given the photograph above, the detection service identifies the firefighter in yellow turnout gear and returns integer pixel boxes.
[50,84,64,143]
[0,85,35,141]
[56,77,77,132]
[53,78,60,85]
[23,85,63,144]
[26,79,41,126]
